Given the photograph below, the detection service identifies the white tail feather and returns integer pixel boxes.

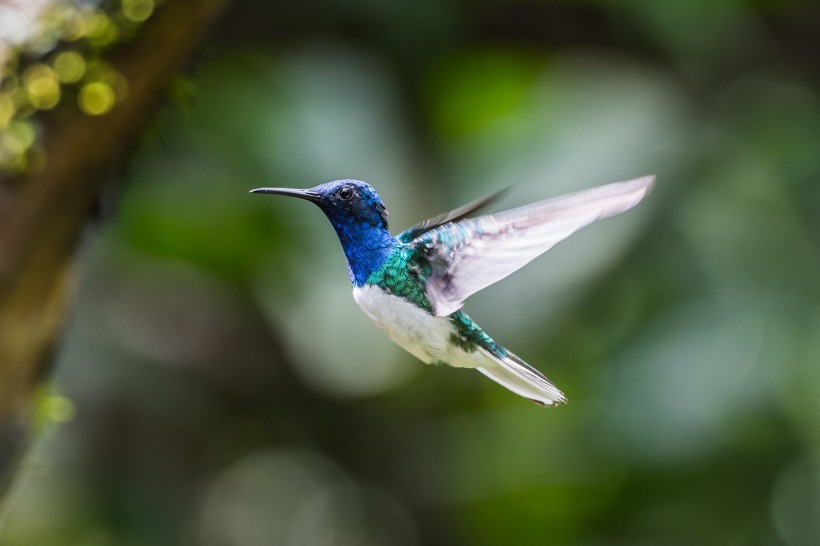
[476,348,566,407]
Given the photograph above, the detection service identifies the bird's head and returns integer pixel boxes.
[251,180,396,285]
[251,179,389,233]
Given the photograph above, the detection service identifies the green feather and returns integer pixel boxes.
[365,247,432,311]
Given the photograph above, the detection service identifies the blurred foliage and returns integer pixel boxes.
[2,0,820,544]
[0,0,162,173]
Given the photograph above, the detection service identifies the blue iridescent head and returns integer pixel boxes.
[251,179,396,285]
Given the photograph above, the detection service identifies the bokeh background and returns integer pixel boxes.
[3,0,820,544]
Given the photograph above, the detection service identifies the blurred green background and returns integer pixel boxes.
[4,0,820,544]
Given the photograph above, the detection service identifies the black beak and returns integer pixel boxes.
[249,187,320,202]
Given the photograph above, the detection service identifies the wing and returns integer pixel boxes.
[396,188,508,243]
[414,175,655,316]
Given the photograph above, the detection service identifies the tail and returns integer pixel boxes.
[476,348,567,407]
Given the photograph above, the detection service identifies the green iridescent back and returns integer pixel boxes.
[365,246,432,311]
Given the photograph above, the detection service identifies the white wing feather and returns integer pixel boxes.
[415,175,655,316]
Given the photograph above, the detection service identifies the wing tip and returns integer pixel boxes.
[617,174,656,196]
[591,174,655,218]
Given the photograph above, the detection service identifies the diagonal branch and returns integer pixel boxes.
[0,0,231,511]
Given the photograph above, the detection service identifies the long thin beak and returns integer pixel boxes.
[249,187,320,202]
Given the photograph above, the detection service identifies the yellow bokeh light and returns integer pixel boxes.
[79,82,115,115]
[86,12,118,46]
[2,121,36,155]
[23,64,61,110]
[52,51,86,83]
[82,60,129,104]
[62,8,97,41]
[122,0,155,23]
[23,64,54,87]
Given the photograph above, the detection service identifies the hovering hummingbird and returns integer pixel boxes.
[251,176,654,406]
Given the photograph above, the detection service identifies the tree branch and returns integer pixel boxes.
[0,0,231,511]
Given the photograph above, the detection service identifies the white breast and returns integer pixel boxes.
[352,285,483,368]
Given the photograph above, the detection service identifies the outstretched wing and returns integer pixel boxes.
[396,188,507,243]
[414,175,655,316]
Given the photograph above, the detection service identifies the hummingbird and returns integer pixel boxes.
[251,176,654,406]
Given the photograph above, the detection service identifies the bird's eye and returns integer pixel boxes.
[338,186,354,200]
